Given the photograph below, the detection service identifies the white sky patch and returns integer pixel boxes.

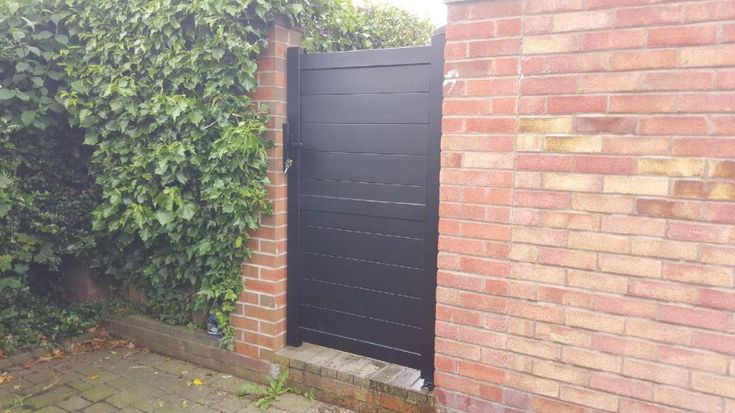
[357,0,448,27]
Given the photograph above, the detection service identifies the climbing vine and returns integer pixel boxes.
[1,0,434,351]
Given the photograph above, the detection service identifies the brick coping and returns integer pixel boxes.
[275,343,435,412]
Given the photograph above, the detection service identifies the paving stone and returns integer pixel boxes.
[272,392,317,412]
[23,385,75,409]
[57,394,93,410]
[83,402,118,413]
[34,405,66,413]
[81,384,118,403]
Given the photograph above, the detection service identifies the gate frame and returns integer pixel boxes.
[284,30,446,387]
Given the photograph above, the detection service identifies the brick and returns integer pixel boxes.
[576,116,637,134]
[589,372,653,401]
[508,372,559,398]
[654,386,723,412]
[628,280,697,304]
[610,95,676,113]
[520,76,577,95]
[599,253,662,277]
[713,116,735,135]
[602,137,669,155]
[541,210,600,231]
[519,117,573,133]
[580,72,642,92]
[523,34,579,54]
[659,345,728,373]
[539,246,597,270]
[667,221,733,243]
[566,310,625,334]
[447,21,494,40]
[573,193,635,214]
[701,245,735,266]
[516,155,573,172]
[574,156,636,174]
[603,175,669,196]
[462,152,514,169]
[692,331,735,355]
[640,116,708,135]
[552,10,614,33]
[648,25,718,47]
[639,158,705,177]
[623,359,689,387]
[508,300,564,324]
[544,135,602,153]
[673,180,735,200]
[643,71,714,91]
[704,202,735,224]
[659,304,729,331]
[543,172,602,192]
[626,319,691,345]
[531,397,586,413]
[681,44,735,67]
[673,138,735,157]
[562,347,621,373]
[612,50,677,71]
[662,262,732,287]
[512,226,567,246]
[456,360,505,384]
[547,96,606,114]
[691,372,735,398]
[568,270,628,294]
[616,4,683,28]
[535,323,592,347]
[582,29,645,51]
[680,92,735,112]
[525,0,585,14]
[593,295,657,319]
[568,231,628,253]
[533,360,588,385]
[559,386,618,411]
[469,38,522,57]
[636,198,700,220]
[631,238,698,261]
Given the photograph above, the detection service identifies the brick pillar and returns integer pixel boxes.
[231,19,302,371]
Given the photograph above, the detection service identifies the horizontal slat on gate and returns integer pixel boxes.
[301,94,429,124]
[301,124,428,155]
[301,152,426,185]
[301,226,424,268]
[300,46,431,70]
[301,196,425,221]
[301,210,425,238]
[300,279,422,327]
[299,305,423,353]
[301,252,423,298]
[299,328,422,370]
[301,65,431,95]
[301,179,425,204]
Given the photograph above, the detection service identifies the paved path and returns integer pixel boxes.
[0,345,350,413]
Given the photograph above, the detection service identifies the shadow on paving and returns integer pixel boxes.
[0,343,352,413]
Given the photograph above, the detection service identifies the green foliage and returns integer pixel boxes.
[238,370,312,410]
[301,0,435,52]
[0,276,108,353]
[1,0,436,352]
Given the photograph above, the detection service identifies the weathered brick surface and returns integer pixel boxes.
[440,1,735,412]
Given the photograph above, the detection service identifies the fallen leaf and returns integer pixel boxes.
[0,374,14,384]
[90,375,98,380]
[189,378,203,386]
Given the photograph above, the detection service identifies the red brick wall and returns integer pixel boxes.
[231,20,301,373]
[439,1,735,412]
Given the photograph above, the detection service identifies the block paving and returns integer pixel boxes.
[0,347,352,413]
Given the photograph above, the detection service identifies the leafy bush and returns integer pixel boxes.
[1,0,435,351]
[302,0,435,52]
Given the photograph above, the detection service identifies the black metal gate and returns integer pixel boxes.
[285,31,445,385]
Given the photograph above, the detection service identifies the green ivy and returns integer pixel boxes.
[1,0,435,351]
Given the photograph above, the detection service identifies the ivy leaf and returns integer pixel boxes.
[178,202,197,220]
[0,89,14,100]
[54,34,69,45]
[15,61,31,72]
[155,210,175,225]
[20,110,35,126]
[188,110,203,127]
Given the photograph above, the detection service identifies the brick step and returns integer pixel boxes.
[275,344,435,413]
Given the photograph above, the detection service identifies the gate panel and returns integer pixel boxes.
[286,32,445,385]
